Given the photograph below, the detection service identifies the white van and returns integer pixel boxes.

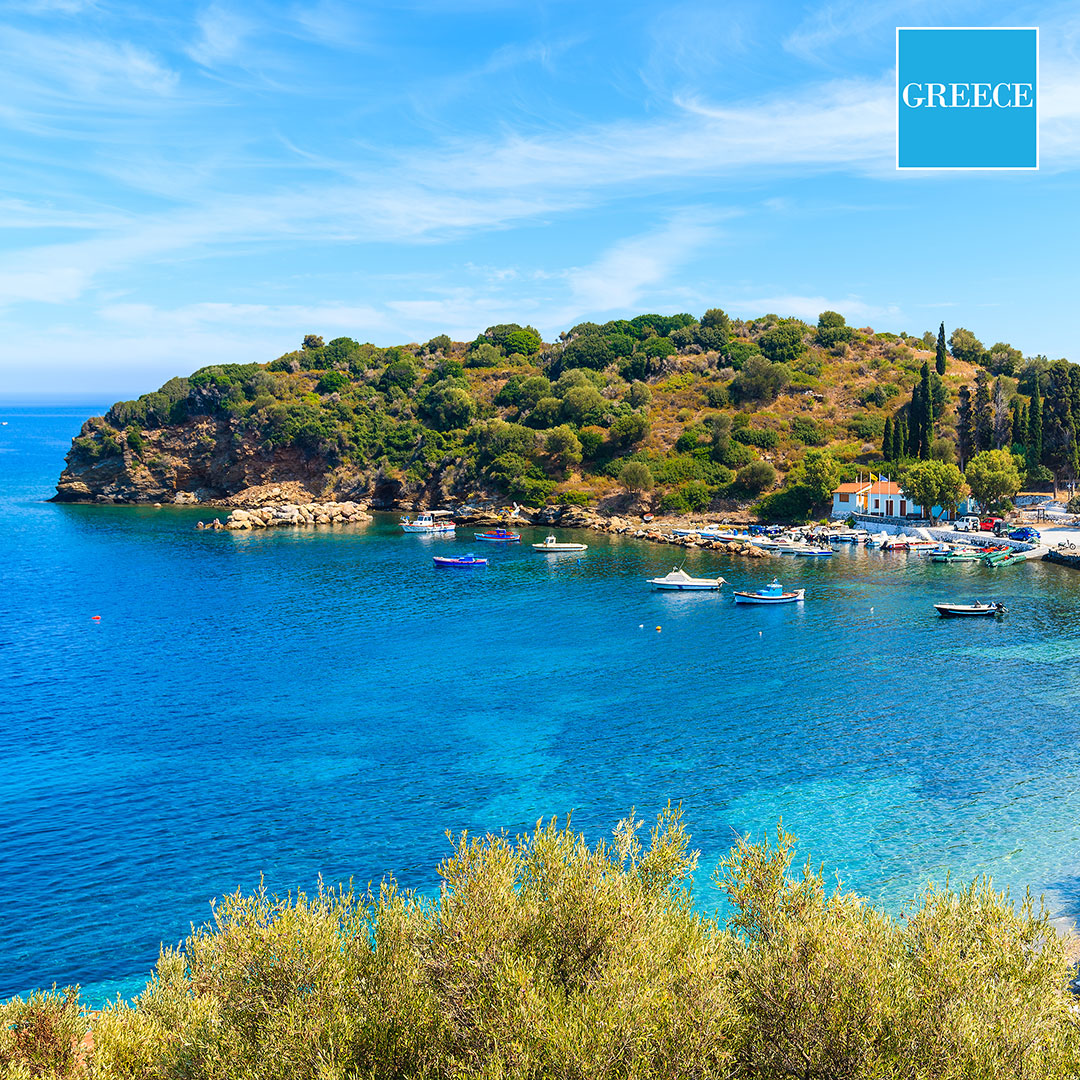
[954,515,981,532]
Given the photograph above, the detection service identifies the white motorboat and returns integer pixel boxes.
[400,510,455,534]
[934,601,1007,618]
[648,567,727,591]
[733,579,805,605]
[532,534,588,552]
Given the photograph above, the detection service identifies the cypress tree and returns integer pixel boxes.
[919,362,934,458]
[1027,380,1043,473]
[898,418,909,459]
[974,369,992,451]
[882,416,893,461]
[909,385,923,461]
[1012,399,1025,450]
[891,416,904,461]
[935,321,947,376]
[956,385,973,469]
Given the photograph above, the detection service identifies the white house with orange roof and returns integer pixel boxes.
[831,476,923,519]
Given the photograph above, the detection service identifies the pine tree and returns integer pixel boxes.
[974,370,992,452]
[1027,380,1043,474]
[882,416,893,461]
[956,385,973,469]
[935,321,947,376]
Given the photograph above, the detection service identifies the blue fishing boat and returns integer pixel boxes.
[433,554,487,567]
[732,579,805,605]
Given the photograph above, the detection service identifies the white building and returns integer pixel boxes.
[831,479,921,519]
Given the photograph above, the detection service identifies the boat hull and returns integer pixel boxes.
[934,603,1005,617]
[433,556,487,567]
[473,532,520,542]
[650,581,721,590]
[733,589,805,604]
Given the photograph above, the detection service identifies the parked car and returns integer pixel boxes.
[992,520,1012,537]
[1008,527,1041,543]
[980,517,1003,532]
[954,515,981,531]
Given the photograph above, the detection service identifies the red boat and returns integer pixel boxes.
[473,529,521,542]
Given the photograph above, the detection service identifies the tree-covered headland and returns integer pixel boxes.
[61,311,1080,519]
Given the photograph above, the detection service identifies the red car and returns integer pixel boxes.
[980,517,1003,531]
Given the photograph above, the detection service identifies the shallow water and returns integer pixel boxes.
[3,403,1080,1004]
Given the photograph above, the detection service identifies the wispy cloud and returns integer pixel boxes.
[731,293,902,324]
[187,5,253,67]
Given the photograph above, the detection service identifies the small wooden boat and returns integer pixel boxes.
[473,530,521,542]
[433,554,487,567]
[532,534,588,552]
[733,579,805,605]
[934,601,1007,617]
[794,546,833,557]
[648,567,727,591]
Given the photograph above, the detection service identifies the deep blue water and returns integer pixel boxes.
[3,402,1080,1005]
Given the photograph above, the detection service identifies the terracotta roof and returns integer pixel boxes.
[834,482,870,494]
[869,481,904,496]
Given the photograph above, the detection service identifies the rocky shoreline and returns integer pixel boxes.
[194,499,772,556]
[198,500,372,531]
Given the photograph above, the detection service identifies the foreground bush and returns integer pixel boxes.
[6,810,1080,1078]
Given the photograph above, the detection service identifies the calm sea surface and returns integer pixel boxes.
[3,402,1080,1004]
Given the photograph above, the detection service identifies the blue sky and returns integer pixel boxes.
[2,0,1080,396]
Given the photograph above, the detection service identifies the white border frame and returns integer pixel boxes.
[895,26,1039,171]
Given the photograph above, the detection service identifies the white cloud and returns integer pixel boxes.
[187,5,252,67]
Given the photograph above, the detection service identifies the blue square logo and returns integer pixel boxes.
[897,28,1038,169]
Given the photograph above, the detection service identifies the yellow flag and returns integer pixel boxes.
[869,471,879,484]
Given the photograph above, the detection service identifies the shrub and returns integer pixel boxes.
[125,426,145,452]
[0,986,84,1079]
[790,417,826,446]
[560,490,592,507]
[466,342,503,368]
[607,411,649,448]
[577,427,605,459]
[619,460,654,493]
[704,384,730,408]
[315,371,350,395]
[735,459,777,493]
[83,812,1080,1080]
[732,427,778,450]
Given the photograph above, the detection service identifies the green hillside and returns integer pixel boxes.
[61,311,1076,519]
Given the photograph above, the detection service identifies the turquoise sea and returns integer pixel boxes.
[4,402,1080,1006]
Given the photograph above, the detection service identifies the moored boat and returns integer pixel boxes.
[433,554,487,567]
[473,529,521,542]
[732,579,805,605]
[933,601,1007,617]
[532,534,588,552]
[648,567,727,591]
[401,510,456,534]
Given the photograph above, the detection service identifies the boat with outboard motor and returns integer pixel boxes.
[732,579,805,605]
[647,567,727,591]
[933,601,1007,617]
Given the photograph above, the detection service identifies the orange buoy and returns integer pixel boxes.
[655,625,661,632]
[91,615,101,621]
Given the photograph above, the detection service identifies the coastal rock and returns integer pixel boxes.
[222,501,372,531]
